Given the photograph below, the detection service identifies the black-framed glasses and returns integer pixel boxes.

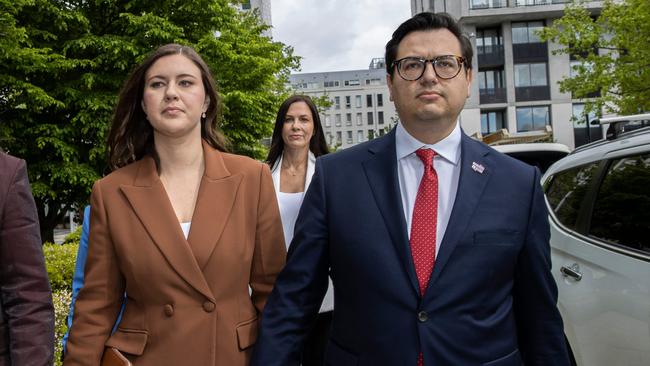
[392,55,466,81]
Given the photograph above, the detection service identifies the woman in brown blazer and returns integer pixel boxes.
[64,44,286,366]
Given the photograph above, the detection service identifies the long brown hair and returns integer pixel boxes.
[265,95,329,168]
[107,44,227,171]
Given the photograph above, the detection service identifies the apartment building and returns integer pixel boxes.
[238,0,272,36]
[289,58,399,149]
[411,0,604,148]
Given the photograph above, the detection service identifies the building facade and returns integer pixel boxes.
[238,0,272,36]
[289,59,400,149]
[411,0,604,149]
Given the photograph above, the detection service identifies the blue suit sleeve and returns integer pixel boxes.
[62,205,91,353]
[513,168,570,365]
[251,159,331,366]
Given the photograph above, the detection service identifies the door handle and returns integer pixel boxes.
[560,263,582,281]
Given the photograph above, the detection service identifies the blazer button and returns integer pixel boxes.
[203,301,216,313]
[417,311,428,323]
[164,304,174,317]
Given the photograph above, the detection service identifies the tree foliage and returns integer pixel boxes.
[540,0,650,116]
[0,0,299,241]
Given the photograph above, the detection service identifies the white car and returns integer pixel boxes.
[541,115,650,366]
[492,142,571,174]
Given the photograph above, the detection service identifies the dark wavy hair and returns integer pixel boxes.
[385,12,473,78]
[265,95,329,168]
[107,43,227,171]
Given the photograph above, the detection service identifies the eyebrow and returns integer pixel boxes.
[146,73,199,82]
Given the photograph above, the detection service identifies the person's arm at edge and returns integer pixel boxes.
[250,163,287,313]
[0,158,54,365]
[251,158,331,366]
[62,204,90,355]
[513,167,570,365]
[63,180,126,365]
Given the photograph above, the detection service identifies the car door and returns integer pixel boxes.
[545,150,650,366]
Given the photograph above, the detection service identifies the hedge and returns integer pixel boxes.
[44,231,79,366]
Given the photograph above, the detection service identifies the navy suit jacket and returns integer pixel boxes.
[252,129,569,366]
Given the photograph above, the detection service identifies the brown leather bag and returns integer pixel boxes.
[101,347,132,366]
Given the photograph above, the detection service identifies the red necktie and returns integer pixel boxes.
[411,148,438,366]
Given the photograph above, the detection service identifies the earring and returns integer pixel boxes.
[202,112,206,119]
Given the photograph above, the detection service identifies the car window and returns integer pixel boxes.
[545,162,600,231]
[589,153,650,254]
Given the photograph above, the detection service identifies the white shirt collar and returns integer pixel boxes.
[395,121,462,166]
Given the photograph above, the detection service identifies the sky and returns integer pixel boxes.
[271,0,412,74]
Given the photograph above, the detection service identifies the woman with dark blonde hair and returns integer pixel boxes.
[64,44,286,366]
[265,95,331,366]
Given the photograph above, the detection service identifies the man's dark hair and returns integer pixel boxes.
[385,12,473,77]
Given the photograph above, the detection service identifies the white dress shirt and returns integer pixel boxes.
[395,122,462,257]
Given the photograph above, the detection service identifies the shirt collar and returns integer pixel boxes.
[395,121,462,166]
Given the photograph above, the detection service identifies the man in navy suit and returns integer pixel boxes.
[252,12,570,366]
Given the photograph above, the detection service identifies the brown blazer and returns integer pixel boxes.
[64,143,286,365]
[0,152,54,365]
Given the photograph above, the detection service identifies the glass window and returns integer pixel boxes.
[355,95,362,108]
[512,23,529,44]
[477,28,503,54]
[347,131,353,144]
[572,103,597,129]
[335,114,341,126]
[334,96,340,109]
[336,131,342,144]
[516,106,549,132]
[368,129,375,139]
[345,95,351,108]
[346,113,352,126]
[366,94,373,107]
[514,64,530,87]
[589,154,650,253]
[324,115,331,127]
[378,111,384,125]
[356,113,362,126]
[367,112,374,125]
[357,130,364,143]
[480,110,505,134]
[377,94,383,107]
[512,21,545,44]
[545,162,600,231]
[514,63,547,87]
[479,69,504,91]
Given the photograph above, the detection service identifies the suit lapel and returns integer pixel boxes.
[426,134,492,292]
[120,155,215,302]
[187,143,242,270]
[363,130,420,296]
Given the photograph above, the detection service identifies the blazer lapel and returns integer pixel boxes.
[362,130,420,296]
[120,156,215,302]
[426,133,492,291]
[187,142,242,270]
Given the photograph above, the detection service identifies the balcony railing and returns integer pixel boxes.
[470,0,507,10]
[515,86,550,101]
[516,0,568,6]
[513,43,548,62]
[478,45,505,67]
[480,88,507,104]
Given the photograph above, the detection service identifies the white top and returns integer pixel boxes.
[270,152,334,313]
[395,122,462,257]
[277,191,304,250]
[180,222,191,240]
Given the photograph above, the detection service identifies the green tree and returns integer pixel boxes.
[540,0,650,116]
[0,0,299,242]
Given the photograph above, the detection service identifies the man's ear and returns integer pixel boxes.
[386,74,394,102]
